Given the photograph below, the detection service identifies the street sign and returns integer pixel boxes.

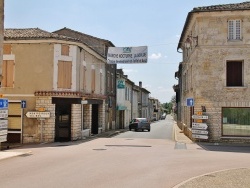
[0,109,8,118]
[0,119,8,128]
[192,129,208,135]
[0,98,8,109]
[26,111,50,118]
[192,123,208,130]
[21,100,26,108]
[192,115,208,119]
[186,98,194,107]
[192,134,208,139]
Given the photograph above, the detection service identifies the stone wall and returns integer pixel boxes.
[71,104,82,140]
[181,11,250,142]
[35,96,55,143]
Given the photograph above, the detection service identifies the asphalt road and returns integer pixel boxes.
[1,116,250,188]
[115,116,173,140]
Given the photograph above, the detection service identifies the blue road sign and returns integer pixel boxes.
[186,98,194,107]
[0,98,8,108]
[21,100,26,108]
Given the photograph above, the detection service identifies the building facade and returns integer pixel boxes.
[53,28,117,131]
[175,2,250,142]
[2,28,108,144]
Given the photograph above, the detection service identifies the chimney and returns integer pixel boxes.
[139,81,142,88]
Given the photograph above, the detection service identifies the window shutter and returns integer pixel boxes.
[1,60,14,87]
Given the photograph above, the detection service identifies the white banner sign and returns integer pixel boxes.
[107,46,148,64]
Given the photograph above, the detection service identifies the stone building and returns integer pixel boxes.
[2,28,108,144]
[53,28,117,131]
[175,2,250,142]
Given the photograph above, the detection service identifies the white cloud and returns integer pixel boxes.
[149,53,162,59]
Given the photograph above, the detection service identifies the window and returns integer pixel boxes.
[91,66,96,92]
[61,45,69,56]
[228,20,241,40]
[111,73,114,91]
[222,108,250,136]
[107,72,110,91]
[100,69,103,93]
[1,60,14,88]
[83,65,87,91]
[226,61,243,87]
[57,61,72,89]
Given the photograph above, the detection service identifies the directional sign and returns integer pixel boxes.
[192,123,208,130]
[192,129,208,135]
[0,98,8,109]
[192,115,208,119]
[186,98,194,107]
[0,109,8,118]
[21,100,26,108]
[192,134,208,139]
[26,111,50,118]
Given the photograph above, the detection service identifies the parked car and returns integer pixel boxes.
[129,118,151,132]
[161,113,166,120]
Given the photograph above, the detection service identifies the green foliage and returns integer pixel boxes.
[162,95,176,114]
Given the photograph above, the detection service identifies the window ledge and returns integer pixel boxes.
[224,86,247,90]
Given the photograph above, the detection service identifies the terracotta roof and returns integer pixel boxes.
[53,27,115,57]
[193,1,250,12]
[4,28,80,42]
[178,1,250,50]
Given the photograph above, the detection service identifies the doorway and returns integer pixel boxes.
[91,104,99,134]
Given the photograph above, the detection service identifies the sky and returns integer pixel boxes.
[4,0,244,103]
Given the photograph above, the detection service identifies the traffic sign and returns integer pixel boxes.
[26,111,50,118]
[186,98,194,107]
[0,98,8,109]
[192,134,208,139]
[0,109,8,118]
[21,100,26,108]
[192,123,208,130]
[192,129,208,135]
[192,115,208,119]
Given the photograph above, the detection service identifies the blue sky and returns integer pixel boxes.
[4,0,244,103]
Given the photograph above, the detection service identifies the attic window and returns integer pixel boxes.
[61,45,69,56]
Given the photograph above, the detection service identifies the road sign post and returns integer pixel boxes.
[192,111,209,140]
[0,98,8,149]
[26,111,50,143]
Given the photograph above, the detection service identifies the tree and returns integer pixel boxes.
[162,95,176,114]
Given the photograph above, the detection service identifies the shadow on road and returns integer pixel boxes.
[198,143,250,153]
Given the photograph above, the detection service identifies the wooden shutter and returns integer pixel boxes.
[91,69,96,92]
[2,60,14,87]
[58,61,72,89]
[61,45,69,56]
